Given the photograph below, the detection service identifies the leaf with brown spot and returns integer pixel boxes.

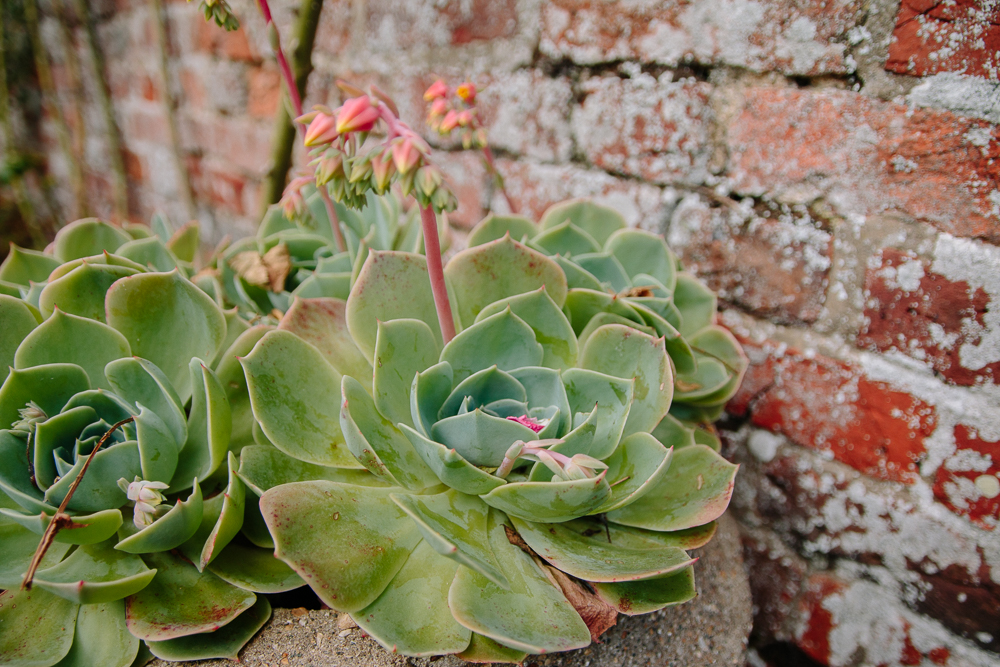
[541,565,617,643]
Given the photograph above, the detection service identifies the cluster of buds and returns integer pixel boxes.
[285,86,457,213]
[495,438,609,482]
[193,0,239,31]
[12,401,47,435]
[118,477,170,528]
[425,79,488,150]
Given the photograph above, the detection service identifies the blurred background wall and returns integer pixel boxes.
[4,0,1000,665]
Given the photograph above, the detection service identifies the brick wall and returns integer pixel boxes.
[36,0,1000,665]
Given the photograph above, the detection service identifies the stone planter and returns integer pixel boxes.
[151,515,751,667]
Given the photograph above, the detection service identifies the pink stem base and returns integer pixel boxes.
[420,204,456,343]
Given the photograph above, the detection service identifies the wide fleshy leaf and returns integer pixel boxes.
[240,495,273,549]
[608,444,737,531]
[207,537,304,593]
[241,330,357,468]
[510,517,693,582]
[456,633,529,664]
[347,251,445,358]
[400,424,506,496]
[53,219,131,262]
[34,539,156,604]
[115,481,203,554]
[373,318,440,428]
[146,596,270,662]
[553,255,604,291]
[627,300,696,375]
[1,507,122,545]
[439,366,525,419]
[444,235,567,328]
[44,442,141,513]
[278,297,372,385]
[561,368,634,459]
[0,430,57,513]
[53,600,138,667]
[538,199,625,246]
[579,324,672,436]
[236,445,381,496]
[509,366,571,434]
[260,481,422,612]
[430,409,537,468]
[115,237,181,272]
[593,566,696,615]
[210,309,250,370]
[0,296,38,383]
[105,271,227,402]
[562,289,645,336]
[448,510,591,654]
[467,215,538,248]
[169,360,231,487]
[682,326,749,406]
[572,253,631,293]
[481,474,612,523]
[33,405,99,487]
[0,245,60,286]
[0,512,70,588]
[591,431,673,513]
[0,586,78,667]
[47,253,145,282]
[673,272,716,337]
[166,222,199,263]
[14,310,130,391]
[441,309,542,384]
[409,361,453,438]
[532,221,601,257]
[353,540,470,657]
[606,229,676,290]
[341,376,439,490]
[213,324,272,452]
[391,490,507,588]
[291,272,352,300]
[475,288,578,370]
[133,404,178,484]
[194,452,245,569]
[648,414,694,451]
[125,550,256,641]
[105,357,186,447]
[601,520,717,550]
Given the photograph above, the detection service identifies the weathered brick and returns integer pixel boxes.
[247,64,281,119]
[726,87,1000,243]
[188,156,247,215]
[573,74,712,186]
[434,150,488,229]
[670,194,831,324]
[182,115,272,173]
[933,424,1000,530]
[796,573,844,665]
[886,0,1000,80]
[540,0,865,76]
[194,14,257,61]
[741,529,808,644]
[476,70,574,163]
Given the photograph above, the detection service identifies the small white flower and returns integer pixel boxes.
[118,477,169,528]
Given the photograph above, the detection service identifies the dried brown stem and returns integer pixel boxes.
[21,417,134,590]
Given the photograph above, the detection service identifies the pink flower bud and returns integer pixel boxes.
[430,98,449,117]
[370,151,396,192]
[506,414,547,433]
[439,110,460,133]
[456,82,476,103]
[303,112,338,147]
[391,139,422,175]
[336,96,379,134]
[457,110,473,127]
[423,79,448,101]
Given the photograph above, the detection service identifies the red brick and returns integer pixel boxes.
[182,116,272,173]
[671,197,831,324]
[178,67,207,111]
[735,340,936,483]
[122,105,171,146]
[727,87,1000,243]
[573,75,712,186]
[195,16,257,61]
[909,551,1000,650]
[859,248,1000,386]
[476,70,574,163]
[540,0,864,75]
[188,157,246,215]
[886,0,1000,80]
[247,64,281,119]
[434,151,487,229]
[443,0,518,44]
[741,532,807,644]
[140,74,158,102]
[933,424,1000,529]
[796,574,844,665]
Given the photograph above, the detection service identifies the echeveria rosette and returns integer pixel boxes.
[466,199,749,451]
[243,234,738,660]
[0,240,281,665]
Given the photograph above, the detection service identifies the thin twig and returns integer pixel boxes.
[419,204,455,343]
[21,417,134,590]
[482,145,517,215]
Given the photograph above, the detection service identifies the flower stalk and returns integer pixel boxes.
[420,203,455,343]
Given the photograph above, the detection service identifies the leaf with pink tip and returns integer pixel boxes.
[53,218,132,262]
[593,566,696,615]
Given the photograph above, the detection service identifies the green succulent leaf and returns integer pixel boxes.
[674,357,730,403]
[53,218,132,262]
[601,520,718,551]
[448,510,591,654]
[538,199,625,247]
[241,330,358,468]
[391,490,507,588]
[207,537,305,593]
[467,215,538,248]
[409,361,454,438]
[399,424,506,496]
[444,235,567,328]
[290,272,352,300]
[682,326,749,405]
[192,452,245,569]
[481,474,612,524]
[146,595,270,662]
[33,405,100,487]
[0,507,122,545]
[456,633,529,664]
[0,296,39,383]
[594,566,696,615]
[240,495,274,549]
[169,360,231,487]
[577,311,655,353]
[532,221,601,257]
[14,310,130,391]
[553,255,605,292]
[572,253,631,293]
[34,538,157,604]
[277,297,373,385]
[509,366,571,434]
[347,251,445,358]
[211,309,251,369]
[561,368,633,460]
[431,409,536,468]
[373,318,440,429]
[52,600,139,667]
[236,445,382,496]
[562,288,646,336]
[105,270,227,402]
[592,431,674,513]
[439,366,525,419]
[608,444,737,531]
[133,404,179,485]
[0,586,78,667]
[673,272,716,337]
[0,430,59,513]
[48,253,145,282]
[40,262,139,323]
[353,540,471,657]
[115,237,181,273]
[441,309,542,384]
[105,357,187,447]
[0,492,70,587]
[627,301,696,375]
[115,481,203,554]
[260,481,422,612]
[475,288,579,370]
[0,245,60,286]
[579,324,673,436]
[341,375,439,490]
[45,442,141,513]
[166,222,200,263]
[510,517,693,583]
[213,324,272,452]
[125,550,256,641]
[606,229,676,291]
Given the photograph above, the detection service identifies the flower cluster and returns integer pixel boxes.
[193,0,239,31]
[425,79,488,150]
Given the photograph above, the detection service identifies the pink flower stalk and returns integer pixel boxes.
[336,96,380,134]
[506,415,546,433]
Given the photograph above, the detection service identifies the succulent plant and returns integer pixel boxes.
[242,204,741,660]
[466,200,748,450]
[0,217,298,666]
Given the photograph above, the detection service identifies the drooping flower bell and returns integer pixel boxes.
[118,477,170,527]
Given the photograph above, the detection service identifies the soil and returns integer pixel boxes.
[150,514,751,667]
